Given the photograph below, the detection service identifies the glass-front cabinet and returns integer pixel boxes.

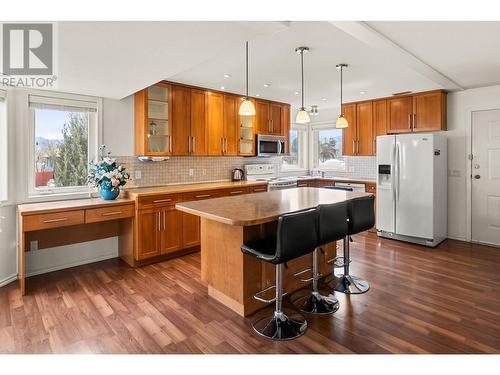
[135,83,172,156]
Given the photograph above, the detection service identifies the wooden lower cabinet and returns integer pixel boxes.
[182,212,201,249]
[160,208,182,254]
[136,208,162,260]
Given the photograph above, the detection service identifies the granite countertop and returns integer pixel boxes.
[176,187,371,226]
[124,180,268,197]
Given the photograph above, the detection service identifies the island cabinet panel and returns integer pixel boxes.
[223,94,239,156]
[136,208,161,260]
[388,96,413,134]
[412,91,447,132]
[357,101,374,156]
[255,100,270,134]
[207,91,224,155]
[373,99,388,155]
[190,89,208,155]
[342,103,358,156]
[171,85,192,155]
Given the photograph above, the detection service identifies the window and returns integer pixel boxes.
[282,125,308,170]
[311,125,345,170]
[28,93,100,197]
[0,90,7,202]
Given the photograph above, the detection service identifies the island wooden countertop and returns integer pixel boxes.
[124,180,268,197]
[175,187,372,226]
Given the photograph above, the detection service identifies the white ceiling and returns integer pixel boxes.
[52,21,500,112]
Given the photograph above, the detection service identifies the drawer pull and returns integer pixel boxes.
[42,217,68,224]
[254,188,266,192]
[152,198,172,203]
[229,190,243,194]
[102,211,122,216]
[195,194,211,199]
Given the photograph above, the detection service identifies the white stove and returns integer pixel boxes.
[245,164,311,191]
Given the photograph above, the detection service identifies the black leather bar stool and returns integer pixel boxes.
[330,195,375,294]
[292,201,349,314]
[241,208,319,340]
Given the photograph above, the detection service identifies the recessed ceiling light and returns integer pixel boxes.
[321,97,327,101]
[294,91,300,95]
[264,83,271,88]
[223,74,231,78]
[360,91,366,95]
[220,86,225,90]
[255,94,260,97]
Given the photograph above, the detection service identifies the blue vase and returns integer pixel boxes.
[99,180,120,200]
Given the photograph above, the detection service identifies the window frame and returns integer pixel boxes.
[0,90,7,203]
[310,122,346,172]
[281,123,308,172]
[26,91,103,199]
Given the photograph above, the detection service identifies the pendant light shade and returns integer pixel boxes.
[335,63,349,129]
[295,46,310,124]
[239,41,256,116]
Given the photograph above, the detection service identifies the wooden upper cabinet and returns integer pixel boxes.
[190,89,208,155]
[134,83,173,156]
[388,96,413,134]
[357,101,374,156]
[342,103,357,156]
[223,94,239,156]
[269,103,284,135]
[171,85,192,155]
[413,91,447,132]
[255,100,270,134]
[373,99,388,155]
[207,91,224,155]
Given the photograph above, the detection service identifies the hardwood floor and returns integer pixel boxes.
[1,232,500,354]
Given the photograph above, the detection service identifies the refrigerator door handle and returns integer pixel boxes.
[392,142,396,201]
[395,143,400,201]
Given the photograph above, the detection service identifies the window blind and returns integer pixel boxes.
[29,94,97,112]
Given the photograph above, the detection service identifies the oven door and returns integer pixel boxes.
[257,135,286,156]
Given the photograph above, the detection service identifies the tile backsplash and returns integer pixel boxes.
[117,155,377,189]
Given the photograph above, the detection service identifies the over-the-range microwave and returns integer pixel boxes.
[256,134,287,157]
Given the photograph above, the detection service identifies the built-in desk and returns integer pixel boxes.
[17,197,135,295]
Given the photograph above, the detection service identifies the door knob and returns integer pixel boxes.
[474,175,481,179]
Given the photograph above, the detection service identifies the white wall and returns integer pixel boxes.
[0,88,135,287]
[446,84,500,240]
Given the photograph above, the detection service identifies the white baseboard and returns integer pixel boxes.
[26,252,118,277]
[0,273,17,288]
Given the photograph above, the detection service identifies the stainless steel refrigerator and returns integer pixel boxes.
[376,133,447,247]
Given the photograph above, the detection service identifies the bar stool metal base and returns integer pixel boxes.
[252,311,307,341]
[294,291,340,315]
[332,274,370,294]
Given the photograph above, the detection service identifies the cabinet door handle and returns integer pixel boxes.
[253,188,266,192]
[352,140,356,154]
[408,113,412,129]
[169,135,172,152]
[373,138,376,155]
[225,138,228,153]
[102,211,122,216]
[163,211,166,231]
[43,217,68,224]
[357,140,360,155]
[221,137,224,154]
[152,198,172,203]
[192,136,196,153]
[229,190,243,194]
[188,136,191,153]
[413,114,416,129]
[195,194,211,199]
[157,211,161,232]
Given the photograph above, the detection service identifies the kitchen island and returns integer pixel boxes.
[176,187,371,316]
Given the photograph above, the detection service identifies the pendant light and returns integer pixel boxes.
[239,41,256,116]
[295,46,311,124]
[335,63,349,128]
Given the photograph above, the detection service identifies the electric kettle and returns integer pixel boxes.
[232,168,244,181]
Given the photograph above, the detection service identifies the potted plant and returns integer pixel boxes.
[88,145,130,200]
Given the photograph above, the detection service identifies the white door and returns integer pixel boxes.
[472,110,500,246]
[396,133,434,239]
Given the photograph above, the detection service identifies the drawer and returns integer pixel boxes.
[85,204,135,223]
[138,193,183,209]
[296,180,315,188]
[251,185,268,193]
[220,187,251,197]
[182,190,222,202]
[23,210,85,232]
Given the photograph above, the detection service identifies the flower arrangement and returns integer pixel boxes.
[88,145,130,200]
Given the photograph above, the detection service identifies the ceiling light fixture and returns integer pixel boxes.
[321,97,327,101]
[310,105,319,116]
[294,91,300,95]
[255,94,260,97]
[295,46,311,124]
[223,74,231,78]
[335,63,349,129]
[239,41,256,116]
[220,86,225,90]
[360,91,366,95]
[264,83,270,88]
